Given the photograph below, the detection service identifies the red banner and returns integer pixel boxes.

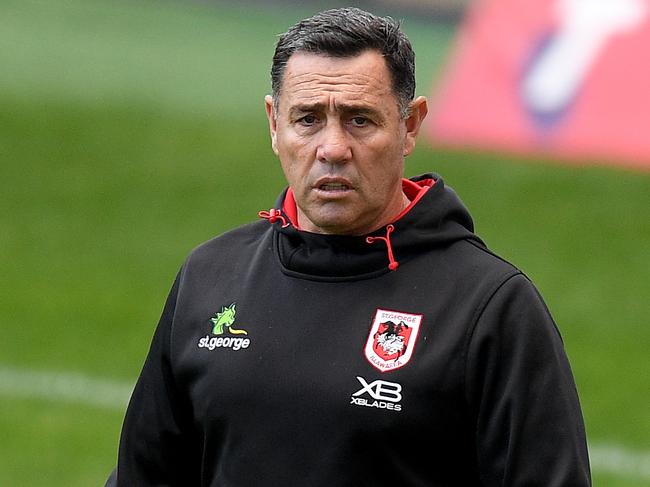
[425,0,650,171]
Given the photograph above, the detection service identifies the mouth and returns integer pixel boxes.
[314,178,354,194]
[318,182,350,191]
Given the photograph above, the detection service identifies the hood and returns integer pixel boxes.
[259,174,484,281]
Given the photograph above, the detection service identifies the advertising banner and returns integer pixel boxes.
[425,0,650,170]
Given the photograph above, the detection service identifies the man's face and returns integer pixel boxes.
[265,50,427,235]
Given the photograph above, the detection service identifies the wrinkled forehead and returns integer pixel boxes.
[276,50,399,114]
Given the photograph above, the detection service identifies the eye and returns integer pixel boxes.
[299,114,318,125]
[351,116,370,127]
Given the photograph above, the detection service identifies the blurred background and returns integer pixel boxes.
[1,0,648,485]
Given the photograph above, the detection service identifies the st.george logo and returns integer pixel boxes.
[210,303,247,335]
[198,302,251,351]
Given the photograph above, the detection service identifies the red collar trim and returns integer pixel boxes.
[282,178,435,230]
[282,188,300,228]
[393,178,434,222]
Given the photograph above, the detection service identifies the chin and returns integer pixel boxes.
[307,214,357,234]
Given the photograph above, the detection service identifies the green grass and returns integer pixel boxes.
[1,1,648,485]
[0,397,124,486]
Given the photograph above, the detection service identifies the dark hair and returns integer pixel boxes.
[270,7,416,117]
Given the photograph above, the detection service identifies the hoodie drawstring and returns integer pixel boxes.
[260,209,399,272]
[258,208,290,228]
[366,224,399,271]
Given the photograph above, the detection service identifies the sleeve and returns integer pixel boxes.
[115,271,201,486]
[104,468,116,487]
[465,273,591,486]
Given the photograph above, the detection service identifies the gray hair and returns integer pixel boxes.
[270,7,416,118]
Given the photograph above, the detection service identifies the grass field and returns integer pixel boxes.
[1,1,649,485]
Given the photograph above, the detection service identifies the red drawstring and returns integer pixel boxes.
[258,208,290,228]
[261,210,398,271]
[366,224,399,271]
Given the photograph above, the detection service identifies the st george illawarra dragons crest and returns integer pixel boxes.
[364,308,423,373]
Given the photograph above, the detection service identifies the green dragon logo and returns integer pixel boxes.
[210,303,247,335]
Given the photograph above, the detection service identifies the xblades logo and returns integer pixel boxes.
[350,376,402,412]
[353,376,402,401]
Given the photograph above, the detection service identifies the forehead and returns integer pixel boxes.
[278,50,398,113]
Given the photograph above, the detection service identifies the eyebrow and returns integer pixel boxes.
[288,103,383,118]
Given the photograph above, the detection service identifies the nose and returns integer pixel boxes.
[316,122,352,164]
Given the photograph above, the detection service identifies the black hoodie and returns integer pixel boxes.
[115,174,591,486]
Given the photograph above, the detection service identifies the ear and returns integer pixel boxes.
[403,96,428,157]
[265,95,279,155]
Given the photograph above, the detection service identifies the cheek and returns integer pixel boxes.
[278,151,309,193]
[364,129,403,156]
[276,128,298,156]
[359,139,404,182]
[278,136,314,174]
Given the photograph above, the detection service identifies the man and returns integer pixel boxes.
[111,7,591,486]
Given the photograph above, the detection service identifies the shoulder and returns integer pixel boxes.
[455,239,546,316]
[183,220,270,270]
[434,237,524,295]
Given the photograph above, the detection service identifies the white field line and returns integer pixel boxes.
[0,365,133,411]
[589,443,650,480]
[0,365,648,480]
